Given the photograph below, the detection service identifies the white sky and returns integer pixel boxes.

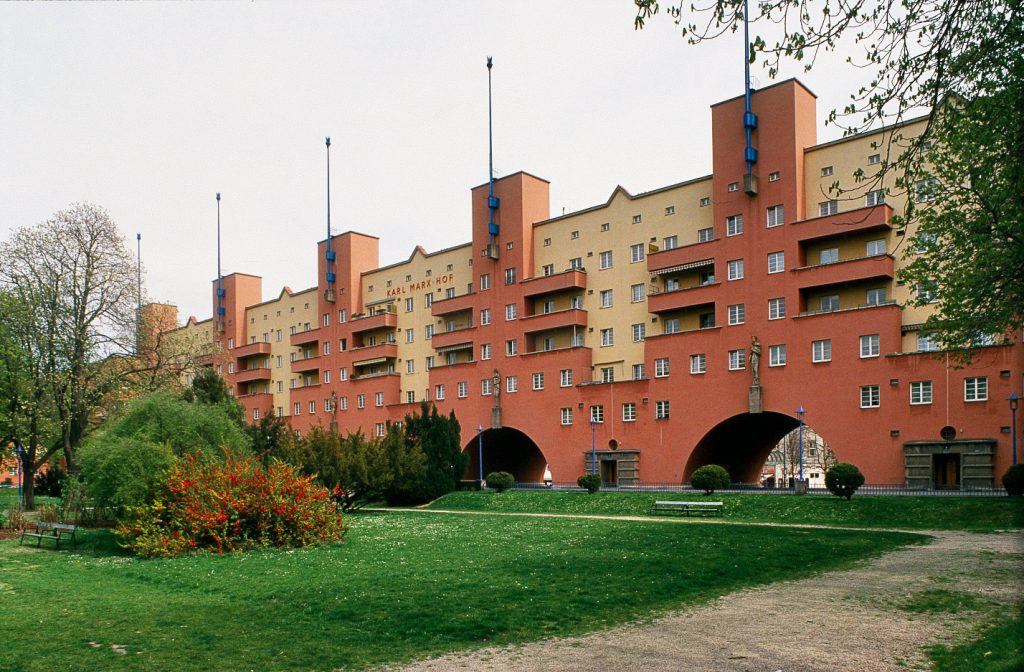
[1,1,862,323]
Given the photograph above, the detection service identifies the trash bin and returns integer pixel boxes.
[794,478,808,495]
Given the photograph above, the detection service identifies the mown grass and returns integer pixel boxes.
[0,511,921,671]
[426,490,1024,532]
[929,610,1024,672]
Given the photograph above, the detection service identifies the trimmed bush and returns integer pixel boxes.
[486,472,514,492]
[79,437,177,512]
[117,451,347,558]
[1002,464,1024,497]
[34,466,66,497]
[577,474,601,494]
[825,462,866,500]
[690,464,731,494]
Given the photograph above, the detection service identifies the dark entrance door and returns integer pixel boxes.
[600,459,618,486]
[933,453,961,489]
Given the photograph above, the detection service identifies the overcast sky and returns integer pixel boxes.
[2,1,862,323]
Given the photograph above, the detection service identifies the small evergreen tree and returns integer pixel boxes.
[486,471,514,492]
[1002,464,1024,497]
[825,463,866,500]
[690,464,731,494]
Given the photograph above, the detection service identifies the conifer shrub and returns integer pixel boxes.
[690,464,731,494]
[486,472,514,492]
[1002,464,1024,497]
[825,462,866,500]
[577,474,601,493]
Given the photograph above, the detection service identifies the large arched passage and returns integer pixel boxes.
[463,426,547,483]
[684,412,800,483]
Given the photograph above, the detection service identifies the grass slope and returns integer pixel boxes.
[1,512,920,671]
[427,490,1024,532]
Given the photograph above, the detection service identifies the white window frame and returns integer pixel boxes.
[767,251,784,274]
[632,323,646,342]
[599,250,613,269]
[728,349,745,370]
[654,357,670,378]
[964,377,988,402]
[532,372,544,390]
[727,259,744,281]
[726,214,743,236]
[860,334,880,358]
[860,385,880,408]
[812,339,832,363]
[590,405,604,423]
[768,297,786,320]
[631,284,645,303]
[768,344,786,367]
[766,204,784,227]
[630,243,645,263]
[910,381,933,405]
[561,408,573,425]
[819,200,838,216]
[727,303,745,325]
[600,289,613,308]
[690,353,706,374]
[600,328,614,347]
[560,369,573,387]
[655,400,670,420]
[622,402,636,422]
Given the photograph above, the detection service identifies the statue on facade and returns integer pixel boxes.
[750,336,761,388]
[493,368,501,402]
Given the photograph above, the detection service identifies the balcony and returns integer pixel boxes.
[647,240,717,274]
[431,292,476,317]
[792,254,895,291]
[233,367,271,383]
[647,282,720,314]
[520,344,591,359]
[290,328,320,347]
[519,308,588,335]
[520,269,587,298]
[350,342,398,367]
[349,311,398,335]
[432,326,477,350]
[233,341,270,359]
[791,204,893,243]
[291,356,321,374]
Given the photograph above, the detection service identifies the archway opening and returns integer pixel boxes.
[684,412,799,484]
[760,425,837,488]
[463,426,547,483]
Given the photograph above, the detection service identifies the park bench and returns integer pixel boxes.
[651,500,723,517]
[20,522,78,549]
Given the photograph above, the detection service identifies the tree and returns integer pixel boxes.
[390,402,467,504]
[634,0,1023,354]
[182,367,245,426]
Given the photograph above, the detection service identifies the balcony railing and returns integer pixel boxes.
[431,291,476,317]
[790,204,893,243]
[290,356,321,374]
[432,326,477,350]
[290,328,320,347]
[349,311,398,334]
[792,254,894,290]
[647,282,720,314]
[519,269,587,298]
[519,308,587,334]
[233,341,271,359]
[647,239,717,274]
[233,367,271,383]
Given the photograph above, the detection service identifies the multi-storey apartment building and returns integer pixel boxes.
[170,79,1022,488]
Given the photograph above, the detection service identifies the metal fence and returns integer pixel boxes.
[513,481,1010,497]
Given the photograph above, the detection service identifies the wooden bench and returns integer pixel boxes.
[20,522,78,549]
[651,500,723,517]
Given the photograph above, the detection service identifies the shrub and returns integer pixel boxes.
[34,466,66,497]
[117,450,347,558]
[577,474,601,494]
[825,462,866,500]
[37,505,59,523]
[79,437,177,513]
[690,464,731,494]
[1002,464,1024,497]
[6,509,27,531]
[486,471,514,492]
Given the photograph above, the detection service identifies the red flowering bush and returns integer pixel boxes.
[118,450,347,558]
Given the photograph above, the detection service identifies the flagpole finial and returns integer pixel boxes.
[216,192,221,201]
[326,136,331,147]
[487,56,492,69]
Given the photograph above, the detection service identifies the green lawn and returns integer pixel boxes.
[426,490,1024,532]
[929,610,1024,672]
[1,512,921,671]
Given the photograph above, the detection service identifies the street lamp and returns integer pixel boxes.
[1010,393,1019,466]
[590,417,597,477]
[476,424,484,486]
[15,444,24,511]
[797,405,806,483]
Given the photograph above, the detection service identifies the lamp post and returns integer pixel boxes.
[590,417,597,477]
[797,405,805,483]
[15,444,23,511]
[476,424,484,486]
[1011,392,1019,466]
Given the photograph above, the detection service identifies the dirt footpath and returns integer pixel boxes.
[395,530,1023,672]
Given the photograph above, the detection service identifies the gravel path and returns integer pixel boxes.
[387,513,1022,672]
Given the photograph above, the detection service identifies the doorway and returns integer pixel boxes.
[600,460,618,486]
[933,453,961,489]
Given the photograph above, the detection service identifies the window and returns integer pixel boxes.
[324,370,331,384]
[812,339,832,362]
[964,377,988,402]
[599,250,613,269]
[405,297,414,312]
[728,349,745,370]
[457,382,467,398]
[866,190,885,206]
[769,171,780,181]
[727,259,744,281]
[728,182,739,192]
[425,324,434,340]
[543,237,551,247]
[664,318,680,334]
[865,239,886,256]
[917,282,938,303]
[767,251,785,274]
[308,400,316,415]
[480,308,491,325]
[561,408,573,425]
[866,288,887,306]
[630,243,645,263]
[569,257,583,269]
[601,328,614,346]
[768,297,786,320]
[663,235,678,250]
[339,397,347,411]
[374,423,386,438]
[406,359,415,374]
[570,295,582,309]
[769,344,786,367]
[727,303,745,325]
[726,214,743,236]
[655,400,670,420]
[632,214,642,223]
[622,402,637,422]
[700,196,711,207]
[506,376,518,393]
[480,343,491,360]
[766,204,784,227]
[435,384,445,400]
[590,405,604,423]
[665,277,680,292]
[600,289,613,308]
[630,283,645,303]
[698,227,714,242]
[253,407,260,420]
[821,165,834,177]
[375,392,384,407]
[293,402,301,416]
[910,381,933,405]
[600,222,610,232]
[276,329,283,342]
[405,328,414,343]
[654,357,670,378]
[425,356,434,369]
[504,268,516,285]
[860,385,880,408]
[480,273,491,290]
[819,200,838,216]
[446,287,456,299]
[228,362,234,374]
[917,333,939,352]
[600,367,615,383]
[820,294,840,312]
[632,323,646,342]
[664,206,675,215]
[505,303,517,320]
[699,312,715,329]
[915,178,938,202]
[632,363,645,380]
[505,339,517,356]
[690,353,706,374]
[819,248,839,265]
[424,293,433,307]
[542,264,555,276]
[915,232,937,253]
[860,334,880,358]
[532,372,545,390]
[482,378,493,396]
[276,355,283,368]
[868,153,881,165]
